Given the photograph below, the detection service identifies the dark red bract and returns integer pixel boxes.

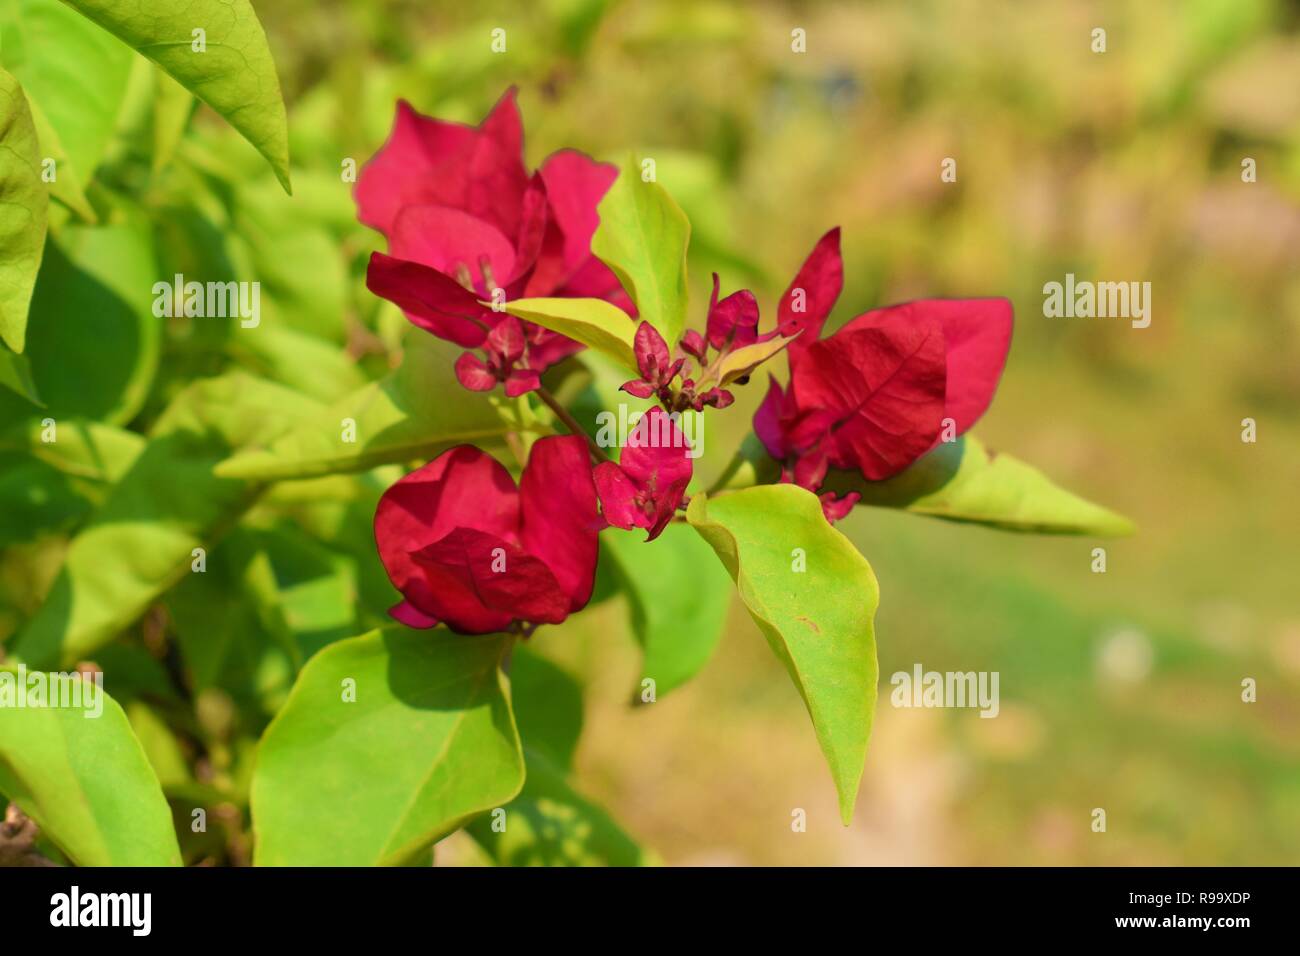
[754,229,1014,519]
[593,408,693,541]
[374,436,601,635]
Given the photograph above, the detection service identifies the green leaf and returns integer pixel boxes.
[251,628,524,866]
[215,335,509,482]
[0,68,46,353]
[1,0,132,196]
[0,673,181,865]
[0,347,40,403]
[57,0,292,191]
[510,645,583,771]
[25,96,96,221]
[504,297,637,373]
[823,434,1136,536]
[711,334,797,387]
[152,69,192,176]
[10,374,321,669]
[590,154,690,345]
[602,522,732,697]
[467,748,652,867]
[229,324,366,404]
[165,529,299,715]
[2,418,144,483]
[687,485,879,824]
[23,222,161,423]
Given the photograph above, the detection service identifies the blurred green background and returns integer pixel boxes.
[7,0,1300,865]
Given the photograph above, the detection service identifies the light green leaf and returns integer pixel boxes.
[57,0,291,191]
[687,485,879,824]
[0,0,132,196]
[0,674,181,865]
[2,418,144,483]
[215,335,509,482]
[504,296,638,373]
[590,153,690,345]
[467,748,653,867]
[152,68,192,176]
[824,434,1136,536]
[603,522,732,697]
[0,68,46,353]
[25,96,96,221]
[10,374,321,669]
[711,334,797,387]
[251,628,524,866]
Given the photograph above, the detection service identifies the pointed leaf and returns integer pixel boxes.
[0,68,46,352]
[590,154,690,345]
[687,485,879,824]
[711,333,798,387]
[504,296,637,373]
[823,434,1135,536]
[0,674,182,865]
[251,628,524,866]
[57,0,291,191]
[1,0,132,198]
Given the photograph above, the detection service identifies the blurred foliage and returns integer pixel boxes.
[2,0,1297,865]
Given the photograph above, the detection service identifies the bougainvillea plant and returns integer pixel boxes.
[248,90,1132,863]
[0,17,1133,865]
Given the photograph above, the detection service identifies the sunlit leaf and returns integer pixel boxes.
[824,434,1136,535]
[0,674,181,865]
[688,485,879,823]
[504,297,637,373]
[0,68,46,353]
[251,627,524,866]
[590,153,690,345]
[58,0,292,191]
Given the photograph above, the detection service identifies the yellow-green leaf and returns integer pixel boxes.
[687,485,879,824]
[0,68,46,352]
[590,154,690,345]
[251,628,524,866]
[57,0,292,191]
[824,434,1135,536]
[504,296,638,373]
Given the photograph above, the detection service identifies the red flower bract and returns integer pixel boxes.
[374,435,601,635]
[357,89,632,392]
[593,408,693,541]
[755,229,1014,513]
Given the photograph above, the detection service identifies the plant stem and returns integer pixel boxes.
[535,386,610,463]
